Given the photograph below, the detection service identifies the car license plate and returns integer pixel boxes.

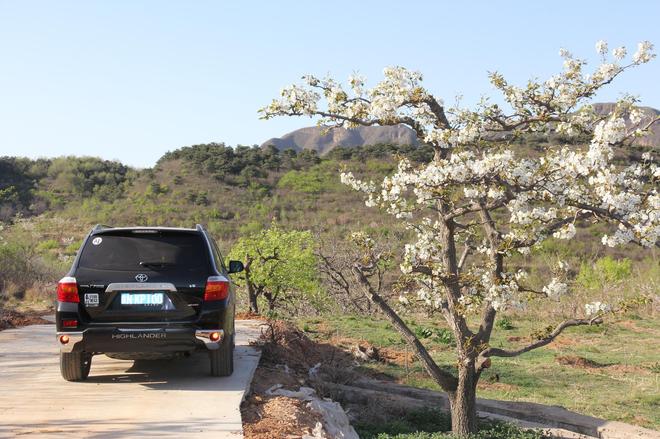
[120,292,164,306]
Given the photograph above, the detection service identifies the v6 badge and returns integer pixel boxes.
[84,293,99,307]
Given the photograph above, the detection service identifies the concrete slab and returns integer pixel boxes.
[0,320,264,438]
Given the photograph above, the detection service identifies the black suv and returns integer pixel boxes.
[55,224,243,381]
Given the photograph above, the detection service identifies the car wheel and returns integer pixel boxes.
[209,333,233,377]
[60,352,92,381]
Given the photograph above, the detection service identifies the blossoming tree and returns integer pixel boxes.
[260,41,659,436]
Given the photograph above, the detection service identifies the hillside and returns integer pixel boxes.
[0,143,430,246]
[0,138,653,280]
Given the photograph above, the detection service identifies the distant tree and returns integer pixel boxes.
[228,225,319,314]
[315,234,397,314]
[261,40,659,436]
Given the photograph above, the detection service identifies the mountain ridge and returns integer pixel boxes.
[261,103,659,154]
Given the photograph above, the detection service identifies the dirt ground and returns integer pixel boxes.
[240,320,418,438]
[241,320,362,439]
[0,309,51,331]
[242,393,322,439]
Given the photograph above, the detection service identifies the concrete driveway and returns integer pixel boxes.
[0,320,263,438]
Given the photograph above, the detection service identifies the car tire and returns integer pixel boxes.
[60,352,92,381]
[209,333,233,377]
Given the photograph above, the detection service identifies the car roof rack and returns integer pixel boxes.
[93,224,113,231]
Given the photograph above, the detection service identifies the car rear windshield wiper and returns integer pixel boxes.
[139,261,176,269]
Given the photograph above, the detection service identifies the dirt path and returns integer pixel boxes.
[0,320,263,438]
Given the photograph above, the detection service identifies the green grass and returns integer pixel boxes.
[355,409,548,439]
[299,313,660,429]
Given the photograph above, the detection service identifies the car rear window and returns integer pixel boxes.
[78,231,210,272]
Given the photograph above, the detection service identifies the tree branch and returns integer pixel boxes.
[352,262,458,391]
[476,316,603,371]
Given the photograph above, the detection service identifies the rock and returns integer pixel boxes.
[351,343,380,362]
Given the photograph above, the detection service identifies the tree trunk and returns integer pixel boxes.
[244,256,259,314]
[264,291,277,313]
[248,287,259,314]
[449,363,478,436]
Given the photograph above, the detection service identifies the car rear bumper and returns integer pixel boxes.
[56,327,225,353]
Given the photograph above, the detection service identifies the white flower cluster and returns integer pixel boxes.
[585,301,611,316]
[595,40,608,56]
[543,278,568,300]
[349,231,375,249]
[400,220,443,275]
[340,172,376,194]
[553,223,577,240]
[633,41,655,64]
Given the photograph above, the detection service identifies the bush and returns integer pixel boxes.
[278,169,325,194]
[36,239,59,252]
[0,239,52,292]
[577,256,632,289]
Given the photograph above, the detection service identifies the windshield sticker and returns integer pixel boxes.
[92,237,102,246]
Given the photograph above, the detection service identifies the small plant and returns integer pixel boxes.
[36,239,59,252]
[433,328,455,346]
[496,317,514,330]
[415,326,434,339]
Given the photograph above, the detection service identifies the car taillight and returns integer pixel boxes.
[204,277,229,301]
[57,277,79,303]
[62,319,78,328]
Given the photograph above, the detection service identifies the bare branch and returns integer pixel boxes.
[477,316,603,371]
[457,245,471,271]
[352,262,458,391]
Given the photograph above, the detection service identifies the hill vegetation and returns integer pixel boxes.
[0,138,658,429]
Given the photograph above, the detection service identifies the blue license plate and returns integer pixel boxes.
[120,292,164,306]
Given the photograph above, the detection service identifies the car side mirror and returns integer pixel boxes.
[228,260,244,274]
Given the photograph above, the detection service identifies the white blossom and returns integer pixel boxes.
[613,46,627,60]
[629,108,644,125]
[633,41,655,64]
[543,278,568,300]
[585,301,611,316]
[553,223,577,240]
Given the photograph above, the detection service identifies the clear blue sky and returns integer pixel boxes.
[1,1,659,168]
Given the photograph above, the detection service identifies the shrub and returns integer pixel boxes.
[36,239,59,252]
[496,317,515,330]
[577,256,632,289]
[595,256,632,282]
[433,328,455,345]
[278,169,324,194]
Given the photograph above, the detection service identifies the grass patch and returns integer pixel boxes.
[298,312,660,429]
[355,409,548,439]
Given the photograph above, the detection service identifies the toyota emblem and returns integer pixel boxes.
[135,273,148,282]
